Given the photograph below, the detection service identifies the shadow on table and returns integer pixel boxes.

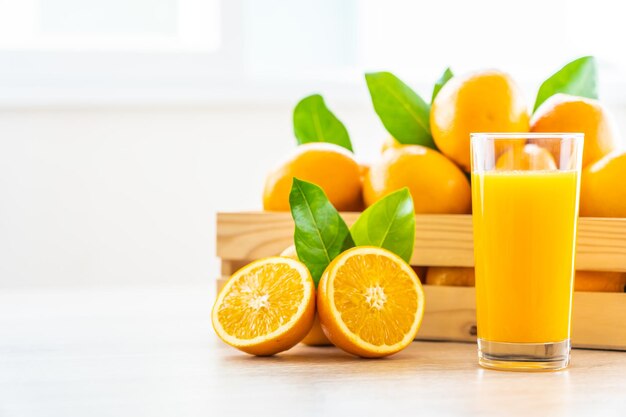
[218,341,478,378]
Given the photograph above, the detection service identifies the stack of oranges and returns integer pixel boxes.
[262,68,625,306]
[264,69,624,219]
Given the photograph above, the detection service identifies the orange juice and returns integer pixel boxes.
[472,170,579,343]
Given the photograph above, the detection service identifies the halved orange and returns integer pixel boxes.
[317,246,425,358]
[212,257,315,356]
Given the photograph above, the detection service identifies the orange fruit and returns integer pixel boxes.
[381,136,403,153]
[495,143,557,171]
[279,244,298,259]
[575,270,626,292]
[364,145,471,214]
[425,267,475,287]
[431,70,529,172]
[531,94,618,168]
[212,257,315,356]
[263,143,363,211]
[317,246,425,358]
[580,151,626,217]
[300,314,331,346]
[280,245,332,346]
[492,138,527,161]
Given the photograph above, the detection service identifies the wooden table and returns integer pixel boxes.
[1,284,624,417]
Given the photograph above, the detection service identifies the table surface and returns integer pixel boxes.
[1,284,625,417]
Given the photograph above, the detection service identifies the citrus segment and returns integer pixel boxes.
[212,257,315,356]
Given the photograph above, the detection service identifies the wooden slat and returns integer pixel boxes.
[215,279,625,351]
[576,217,626,272]
[216,211,303,261]
[216,212,626,271]
[571,291,626,350]
[419,286,477,343]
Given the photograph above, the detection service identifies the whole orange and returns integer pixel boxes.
[426,267,475,287]
[495,143,557,171]
[263,143,363,211]
[531,94,617,168]
[575,270,626,292]
[363,145,471,214]
[580,151,626,217]
[430,70,529,172]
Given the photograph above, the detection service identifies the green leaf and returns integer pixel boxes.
[293,94,353,152]
[365,72,435,149]
[289,178,355,284]
[533,56,598,112]
[431,67,454,103]
[350,188,415,263]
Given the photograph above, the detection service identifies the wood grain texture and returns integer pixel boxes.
[216,212,626,271]
[576,217,626,272]
[571,291,626,350]
[3,284,625,417]
[419,285,477,343]
[216,278,625,351]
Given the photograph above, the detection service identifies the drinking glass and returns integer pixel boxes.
[471,133,584,371]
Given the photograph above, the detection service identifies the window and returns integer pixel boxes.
[357,0,626,102]
[0,0,219,51]
[0,0,230,105]
[0,0,624,105]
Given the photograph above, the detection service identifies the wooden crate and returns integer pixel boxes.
[216,212,626,351]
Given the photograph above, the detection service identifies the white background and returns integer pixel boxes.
[1,0,625,287]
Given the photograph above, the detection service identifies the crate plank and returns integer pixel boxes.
[419,286,477,342]
[571,291,626,350]
[216,212,305,261]
[576,217,626,272]
[217,212,626,271]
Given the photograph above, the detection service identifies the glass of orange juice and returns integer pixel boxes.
[471,133,584,371]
